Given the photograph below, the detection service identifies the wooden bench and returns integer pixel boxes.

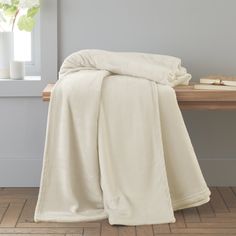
[42,83,236,110]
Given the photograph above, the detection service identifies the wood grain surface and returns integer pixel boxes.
[42,84,236,110]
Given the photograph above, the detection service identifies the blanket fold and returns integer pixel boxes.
[35,50,210,225]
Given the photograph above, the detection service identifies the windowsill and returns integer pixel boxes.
[0,75,57,97]
[0,76,41,82]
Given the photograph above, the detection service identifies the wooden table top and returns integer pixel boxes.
[42,83,236,110]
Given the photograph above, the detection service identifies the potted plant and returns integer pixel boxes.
[0,0,40,79]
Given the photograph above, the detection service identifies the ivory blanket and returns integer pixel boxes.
[35,50,210,225]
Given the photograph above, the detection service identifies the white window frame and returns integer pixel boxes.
[25,13,41,76]
[0,0,58,97]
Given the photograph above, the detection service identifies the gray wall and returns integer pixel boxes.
[0,98,47,186]
[1,0,236,186]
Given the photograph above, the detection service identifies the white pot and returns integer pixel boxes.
[0,32,13,79]
[10,61,25,80]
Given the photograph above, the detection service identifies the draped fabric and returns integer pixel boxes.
[35,50,210,225]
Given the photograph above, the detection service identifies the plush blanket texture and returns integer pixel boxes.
[35,50,210,225]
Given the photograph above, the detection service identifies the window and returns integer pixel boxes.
[14,32,32,62]
[0,0,58,97]
[14,13,41,76]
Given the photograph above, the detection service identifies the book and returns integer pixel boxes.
[194,84,236,91]
[200,75,236,87]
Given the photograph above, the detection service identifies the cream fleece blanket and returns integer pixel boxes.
[35,50,210,225]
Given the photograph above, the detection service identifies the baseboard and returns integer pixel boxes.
[0,158,235,187]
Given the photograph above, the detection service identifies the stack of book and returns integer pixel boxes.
[194,76,236,91]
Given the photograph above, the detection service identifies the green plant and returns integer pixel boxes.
[0,0,40,32]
